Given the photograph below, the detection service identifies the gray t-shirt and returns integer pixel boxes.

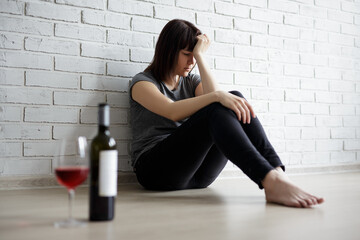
[129,71,201,167]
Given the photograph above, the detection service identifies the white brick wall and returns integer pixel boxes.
[0,0,359,176]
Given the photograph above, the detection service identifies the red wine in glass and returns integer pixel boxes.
[55,166,89,190]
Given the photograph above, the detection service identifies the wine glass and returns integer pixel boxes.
[53,136,89,228]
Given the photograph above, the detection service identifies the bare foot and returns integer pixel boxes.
[262,170,324,208]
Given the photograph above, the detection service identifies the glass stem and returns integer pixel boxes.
[68,189,75,221]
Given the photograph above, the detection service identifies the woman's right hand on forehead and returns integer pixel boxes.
[193,34,211,59]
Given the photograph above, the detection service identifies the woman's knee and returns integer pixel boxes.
[229,90,244,98]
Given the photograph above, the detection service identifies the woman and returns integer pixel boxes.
[129,19,324,208]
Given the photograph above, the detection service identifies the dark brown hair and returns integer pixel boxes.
[145,19,201,83]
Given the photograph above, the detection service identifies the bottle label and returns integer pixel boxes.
[99,150,118,197]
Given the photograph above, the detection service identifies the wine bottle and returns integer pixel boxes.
[89,103,118,221]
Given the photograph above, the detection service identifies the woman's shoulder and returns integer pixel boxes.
[131,71,159,87]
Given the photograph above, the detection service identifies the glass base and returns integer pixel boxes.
[54,218,87,228]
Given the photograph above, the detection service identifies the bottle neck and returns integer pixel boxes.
[98,104,110,133]
[98,125,110,134]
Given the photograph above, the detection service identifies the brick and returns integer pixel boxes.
[300,29,329,44]
[115,141,129,156]
[54,91,106,106]
[215,58,249,72]
[285,140,315,152]
[315,67,342,79]
[3,159,51,175]
[0,124,51,140]
[55,23,105,42]
[0,51,52,70]
[327,10,353,24]
[108,0,153,16]
[284,128,300,139]
[81,43,128,61]
[301,103,329,115]
[285,115,315,127]
[331,152,356,163]
[0,16,52,36]
[330,80,355,92]
[268,76,300,89]
[257,113,284,126]
[315,0,340,9]
[81,75,130,92]
[215,2,249,18]
[234,72,267,87]
[269,102,300,114]
[0,87,52,105]
[284,64,314,78]
[301,78,328,91]
[341,1,360,14]
[24,141,64,157]
[215,29,250,45]
[314,19,340,33]
[269,0,299,14]
[0,69,24,86]
[0,143,22,157]
[268,127,285,140]
[26,71,79,89]
[268,50,299,64]
[317,140,343,151]
[141,0,173,5]
[0,106,22,122]
[329,33,354,46]
[0,33,23,50]
[251,34,283,49]
[341,23,360,36]
[234,45,267,60]
[269,24,299,39]
[55,56,105,74]
[316,92,342,104]
[331,128,356,139]
[251,8,283,23]
[130,48,155,63]
[175,0,213,12]
[301,152,330,165]
[341,47,360,59]
[208,43,233,57]
[314,43,341,56]
[0,0,24,15]
[107,92,130,108]
[212,70,233,85]
[284,14,313,28]
[284,39,314,53]
[82,9,131,30]
[344,116,360,127]
[301,127,330,139]
[316,116,342,127]
[344,140,360,150]
[80,108,128,124]
[285,89,314,102]
[107,30,153,48]
[26,2,80,22]
[300,5,327,19]
[234,19,267,34]
[251,61,268,74]
[56,0,104,10]
[53,125,97,139]
[300,53,328,66]
[251,88,284,101]
[132,17,168,34]
[197,13,233,29]
[25,37,79,56]
[234,0,266,8]
[154,5,195,21]
[25,107,78,123]
[107,62,146,77]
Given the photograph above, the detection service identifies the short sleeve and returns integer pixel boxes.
[129,72,160,100]
[188,73,201,95]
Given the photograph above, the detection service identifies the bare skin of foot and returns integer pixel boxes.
[262,168,324,208]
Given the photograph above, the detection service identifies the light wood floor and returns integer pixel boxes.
[0,172,359,240]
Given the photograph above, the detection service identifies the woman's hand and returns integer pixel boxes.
[193,34,211,59]
[216,91,256,124]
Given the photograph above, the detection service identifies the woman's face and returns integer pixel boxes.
[174,49,196,77]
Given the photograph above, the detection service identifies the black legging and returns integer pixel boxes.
[134,91,284,191]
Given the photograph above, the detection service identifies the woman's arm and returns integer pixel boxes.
[193,34,217,94]
[131,81,256,123]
